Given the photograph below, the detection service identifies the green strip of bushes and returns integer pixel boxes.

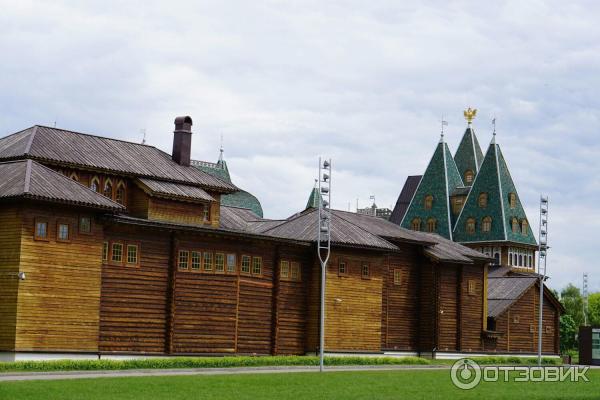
[0,355,559,373]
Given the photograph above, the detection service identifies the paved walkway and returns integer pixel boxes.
[0,365,451,382]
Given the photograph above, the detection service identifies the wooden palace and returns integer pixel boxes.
[0,114,561,361]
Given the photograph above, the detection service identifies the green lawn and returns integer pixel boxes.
[1,369,598,400]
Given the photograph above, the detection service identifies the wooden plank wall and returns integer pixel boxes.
[381,244,420,351]
[15,205,102,351]
[418,259,437,352]
[324,249,384,352]
[148,197,207,226]
[273,246,310,355]
[460,264,485,352]
[0,206,21,351]
[437,265,459,352]
[99,226,170,354]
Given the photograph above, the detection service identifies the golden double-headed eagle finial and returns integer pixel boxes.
[464,107,477,123]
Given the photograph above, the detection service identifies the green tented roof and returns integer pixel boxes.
[454,124,484,182]
[305,186,323,209]
[453,137,537,246]
[400,138,464,239]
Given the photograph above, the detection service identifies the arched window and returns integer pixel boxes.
[494,252,500,265]
[103,179,113,199]
[424,195,433,210]
[411,218,422,231]
[90,176,100,193]
[69,172,79,182]
[464,170,474,184]
[509,193,517,209]
[529,255,533,268]
[466,218,476,234]
[518,254,523,266]
[426,218,437,233]
[511,218,519,233]
[521,219,528,235]
[482,216,492,232]
[115,181,126,205]
[478,192,488,208]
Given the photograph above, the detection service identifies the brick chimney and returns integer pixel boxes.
[172,116,193,166]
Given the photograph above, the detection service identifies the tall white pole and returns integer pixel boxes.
[537,195,549,366]
[317,157,331,372]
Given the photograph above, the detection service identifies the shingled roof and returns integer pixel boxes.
[0,160,124,211]
[136,178,215,203]
[400,137,464,239]
[454,124,484,183]
[389,175,421,225]
[453,136,537,246]
[0,126,237,193]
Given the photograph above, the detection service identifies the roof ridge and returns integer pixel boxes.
[261,208,316,234]
[33,124,163,149]
[493,142,508,240]
[24,126,38,154]
[23,159,32,193]
[332,210,399,249]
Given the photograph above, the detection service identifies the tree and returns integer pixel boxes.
[560,314,578,352]
[588,293,600,326]
[561,284,585,327]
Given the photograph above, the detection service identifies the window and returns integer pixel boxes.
[478,193,488,208]
[191,251,201,270]
[411,218,422,231]
[393,269,402,285]
[112,243,123,263]
[252,257,262,275]
[57,223,70,241]
[426,218,437,233]
[487,317,497,331]
[280,260,289,278]
[338,261,347,276]
[361,263,370,279]
[291,262,300,281]
[115,182,126,205]
[203,204,210,222]
[466,218,476,234]
[90,176,100,192]
[464,170,474,184]
[482,216,492,233]
[227,254,236,273]
[529,255,533,268]
[79,216,92,234]
[203,252,213,272]
[494,252,500,265]
[513,315,520,324]
[127,244,138,265]
[34,220,48,240]
[215,253,225,273]
[241,255,251,274]
[512,218,519,233]
[452,197,464,215]
[178,250,189,270]
[69,172,79,181]
[424,195,433,210]
[521,219,529,235]
[509,192,517,209]
[545,325,552,333]
[103,179,113,199]
[102,242,109,262]
[468,280,477,295]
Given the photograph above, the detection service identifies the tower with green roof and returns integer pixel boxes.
[400,134,464,239]
[453,130,537,270]
[454,110,484,186]
[305,180,323,209]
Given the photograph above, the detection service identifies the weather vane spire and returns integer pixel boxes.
[464,107,477,124]
[440,116,448,142]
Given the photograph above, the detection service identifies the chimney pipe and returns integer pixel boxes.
[172,116,193,166]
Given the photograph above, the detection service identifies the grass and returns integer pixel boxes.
[0,355,560,373]
[0,369,598,400]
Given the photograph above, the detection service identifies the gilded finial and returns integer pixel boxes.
[464,107,477,124]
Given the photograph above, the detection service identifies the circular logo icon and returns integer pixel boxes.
[451,358,481,390]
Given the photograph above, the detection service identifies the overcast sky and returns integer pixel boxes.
[1,1,598,292]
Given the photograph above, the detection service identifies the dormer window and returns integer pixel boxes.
[521,219,529,235]
[411,218,422,231]
[482,216,492,232]
[509,193,517,209]
[203,203,211,222]
[426,218,437,233]
[512,218,519,233]
[466,218,476,234]
[464,170,474,184]
[478,193,488,208]
[69,172,79,182]
[103,179,113,199]
[424,195,433,210]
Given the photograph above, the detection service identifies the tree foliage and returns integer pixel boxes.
[560,314,578,353]
[589,292,600,326]
[560,284,585,327]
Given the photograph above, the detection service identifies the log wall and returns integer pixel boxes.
[0,206,21,350]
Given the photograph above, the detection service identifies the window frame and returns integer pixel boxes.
[110,242,124,265]
[241,255,251,274]
[103,178,114,199]
[56,221,71,243]
[426,217,436,233]
[466,218,476,235]
[482,216,492,233]
[34,218,49,241]
[191,251,202,271]
[226,253,237,273]
[393,268,402,286]
[478,192,488,208]
[521,219,529,235]
[290,261,301,281]
[203,203,211,223]
[203,251,213,272]
[411,218,422,231]
[115,180,126,206]
[361,263,370,280]
[102,241,109,263]
[338,260,348,277]
[79,215,92,235]
[280,260,290,279]
[215,252,225,274]
[252,256,262,276]
[464,170,474,184]
[178,249,190,271]
[90,176,100,193]
[126,243,140,267]
[467,279,477,296]
[424,195,433,210]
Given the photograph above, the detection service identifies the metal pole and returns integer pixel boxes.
[317,158,331,372]
[537,196,548,366]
